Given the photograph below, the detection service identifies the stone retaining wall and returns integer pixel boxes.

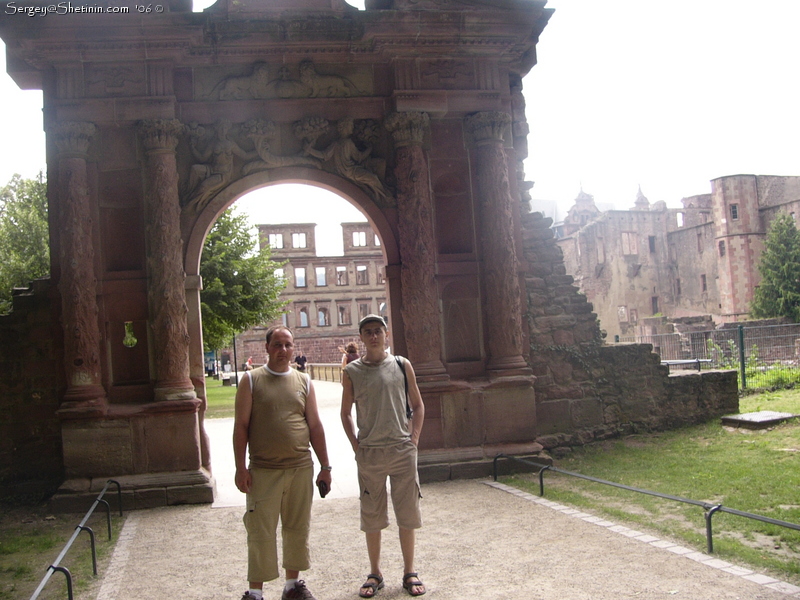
[0,279,63,499]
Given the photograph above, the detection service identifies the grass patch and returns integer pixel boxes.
[205,375,237,419]
[502,388,800,585]
[0,503,123,600]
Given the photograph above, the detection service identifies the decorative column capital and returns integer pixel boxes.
[137,119,184,154]
[385,112,429,148]
[464,111,511,146]
[52,121,97,158]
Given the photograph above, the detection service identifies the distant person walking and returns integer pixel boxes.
[294,351,308,373]
[340,315,427,597]
[234,326,332,600]
[341,341,360,369]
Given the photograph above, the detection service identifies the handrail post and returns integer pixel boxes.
[77,526,98,575]
[98,498,112,539]
[705,504,723,553]
[51,566,74,600]
[539,465,551,497]
[109,479,123,516]
[492,454,504,481]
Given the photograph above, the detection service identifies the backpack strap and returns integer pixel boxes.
[395,356,412,419]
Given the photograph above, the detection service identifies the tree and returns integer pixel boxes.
[750,213,800,322]
[0,174,49,314]
[200,207,287,350]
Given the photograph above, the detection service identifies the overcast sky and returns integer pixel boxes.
[1,0,798,251]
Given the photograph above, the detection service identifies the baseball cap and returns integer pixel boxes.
[359,314,387,331]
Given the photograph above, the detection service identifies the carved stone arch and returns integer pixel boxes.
[182,167,406,382]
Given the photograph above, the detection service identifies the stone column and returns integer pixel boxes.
[53,122,107,411]
[137,119,197,401]
[465,111,528,373]
[386,112,447,381]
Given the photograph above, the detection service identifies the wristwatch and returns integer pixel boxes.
[320,465,332,471]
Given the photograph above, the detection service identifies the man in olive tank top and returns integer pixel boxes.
[341,315,427,598]
[234,326,332,600]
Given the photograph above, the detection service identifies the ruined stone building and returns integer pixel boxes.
[555,175,800,340]
[235,221,388,365]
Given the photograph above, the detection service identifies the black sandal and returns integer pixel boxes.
[359,573,384,598]
[402,572,426,597]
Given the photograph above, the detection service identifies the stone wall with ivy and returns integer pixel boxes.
[521,211,739,453]
[0,279,63,499]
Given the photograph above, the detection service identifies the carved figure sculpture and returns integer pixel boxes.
[212,63,271,100]
[183,120,255,211]
[299,60,360,98]
[301,117,390,204]
[241,119,321,175]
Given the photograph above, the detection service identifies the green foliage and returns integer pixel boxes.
[750,214,800,322]
[200,207,286,350]
[0,174,49,314]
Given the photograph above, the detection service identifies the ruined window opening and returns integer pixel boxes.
[294,267,306,288]
[356,264,369,285]
[292,232,307,248]
[353,231,367,247]
[338,305,351,325]
[374,235,381,247]
[122,321,137,348]
[629,309,638,323]
[730,204,739,220]
[621,232,638,256]
[358,302,370,319]
[718,241,726,257]
[275,268,285,281]
[701,274,707,292]
[269,233,284,249]
[697,232,703,253]
[377,269,385,284]
[318,307,330,327]
[299,307,309,327]
[316,266,327,286]
[282,313,288,327]
[677,212,684,227]
[336,266,348,285]
[651,296,659,315]
[676,278,682,296]
[648,236,656,253]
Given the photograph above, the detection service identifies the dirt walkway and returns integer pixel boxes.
[90,478,799,600]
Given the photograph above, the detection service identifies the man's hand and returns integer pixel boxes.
[235,467,252,494]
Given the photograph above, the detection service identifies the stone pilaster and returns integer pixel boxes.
[465,111,529,374]
[138,119,197,401]
[52,121,107,413]
[386,112,447,381]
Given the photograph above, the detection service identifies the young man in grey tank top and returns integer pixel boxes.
[341,314,427,597]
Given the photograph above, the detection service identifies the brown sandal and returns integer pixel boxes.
[402,573,426,597]
[359,574,384,598]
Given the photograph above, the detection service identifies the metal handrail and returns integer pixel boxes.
[492,454,800,553]
[29,480,123,600]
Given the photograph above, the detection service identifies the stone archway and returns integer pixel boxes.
[0,0,555,506]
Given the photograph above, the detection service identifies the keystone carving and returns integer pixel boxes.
[241,119,322,175]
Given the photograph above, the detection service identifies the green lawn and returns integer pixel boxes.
[204,376,237,419]
[501,388,800,585]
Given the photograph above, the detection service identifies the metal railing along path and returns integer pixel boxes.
[492,454,800,554]
[29,480,123,600]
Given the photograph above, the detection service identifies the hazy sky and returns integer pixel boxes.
[1,0,798,250]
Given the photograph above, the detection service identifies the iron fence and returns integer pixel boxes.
[617,322,800,391]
